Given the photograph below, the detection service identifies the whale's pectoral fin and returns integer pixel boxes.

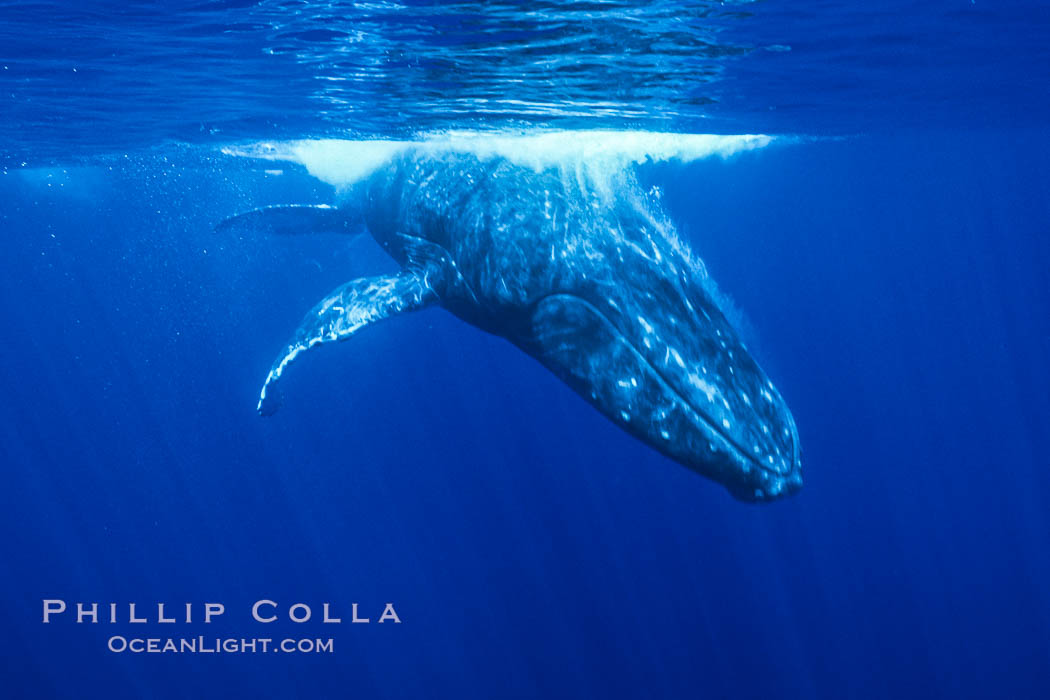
[216,204,364,236]
[258,272,437,415]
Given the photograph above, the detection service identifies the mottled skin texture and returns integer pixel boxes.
[345,152,802,501]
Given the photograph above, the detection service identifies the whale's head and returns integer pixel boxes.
[525,237,802,502]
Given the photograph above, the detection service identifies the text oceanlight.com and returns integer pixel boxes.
[107,636,334,654]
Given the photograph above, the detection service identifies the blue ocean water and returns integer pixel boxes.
[2,2,1049,698]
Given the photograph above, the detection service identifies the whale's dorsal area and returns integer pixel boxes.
[221,132,802,502]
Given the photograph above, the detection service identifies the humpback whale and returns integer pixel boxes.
[221,138,802,502]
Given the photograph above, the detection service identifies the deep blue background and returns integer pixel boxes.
[1,131,1048,698]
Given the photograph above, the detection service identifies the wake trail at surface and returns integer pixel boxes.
[222,130,773,190]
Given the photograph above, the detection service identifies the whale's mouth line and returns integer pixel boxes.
[540,293,784,478]
[621,333,780,477]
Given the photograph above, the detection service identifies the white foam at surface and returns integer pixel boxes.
[223,130,772,189]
